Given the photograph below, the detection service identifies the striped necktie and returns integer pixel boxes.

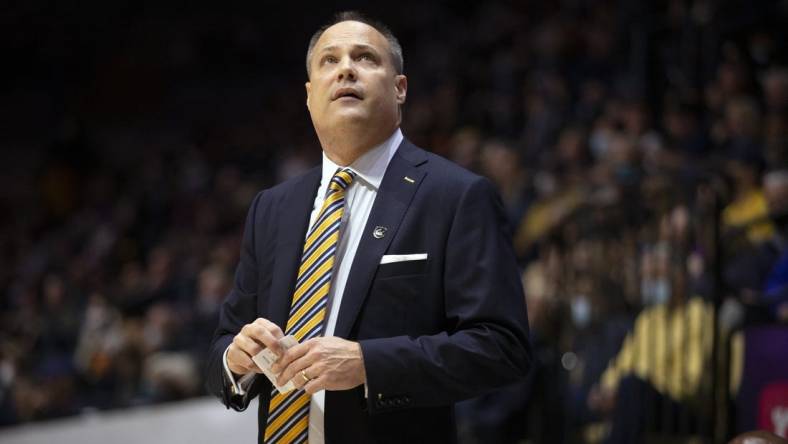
[264,168,356,444]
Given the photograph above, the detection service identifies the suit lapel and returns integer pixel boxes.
[267,167,321,329]
[334,141,428,338]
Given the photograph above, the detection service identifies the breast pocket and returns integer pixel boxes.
[360,260,428,337]
[375,258,428,280]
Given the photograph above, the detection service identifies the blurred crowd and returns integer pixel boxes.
[1,1,787,442]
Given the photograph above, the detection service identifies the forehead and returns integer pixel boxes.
[314,20,390,54]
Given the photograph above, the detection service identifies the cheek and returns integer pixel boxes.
[310,80,330,100]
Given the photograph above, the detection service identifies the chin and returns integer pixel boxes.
[331,110,370,124]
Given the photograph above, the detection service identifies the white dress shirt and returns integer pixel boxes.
[224,128,402,444]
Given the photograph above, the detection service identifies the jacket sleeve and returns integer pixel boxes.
[205,190,271,411]
[359,177,532,414]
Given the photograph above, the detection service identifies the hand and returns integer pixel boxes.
[272,336,366,394]
[587,383,616,414]
[776,302,788,322]
[227,318,285,376]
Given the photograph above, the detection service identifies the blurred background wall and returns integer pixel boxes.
[1,1,787,443]
[0,398,257,444]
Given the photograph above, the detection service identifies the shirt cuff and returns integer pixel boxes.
[223,346,257,397]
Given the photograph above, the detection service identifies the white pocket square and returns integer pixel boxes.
[379,253,428,265]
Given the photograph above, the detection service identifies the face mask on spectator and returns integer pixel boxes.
[641,278,671,306]
[589,128,612,159]
[570,295,591,329]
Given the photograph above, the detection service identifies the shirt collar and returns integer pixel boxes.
[320,128,402,192]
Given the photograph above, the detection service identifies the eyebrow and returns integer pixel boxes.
[318,43,379,54]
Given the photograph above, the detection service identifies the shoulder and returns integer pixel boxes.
[252,166,320,203]
[266,166,321,197]
[399,140,496,199]
[399,140,489,190]
[395,140,504,228]
[243,166,320,223]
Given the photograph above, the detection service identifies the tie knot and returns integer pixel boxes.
[328,168,356,193]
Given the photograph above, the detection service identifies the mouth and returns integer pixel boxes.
[332,88,364,101]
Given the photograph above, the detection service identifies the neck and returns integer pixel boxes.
[318,124,397,166]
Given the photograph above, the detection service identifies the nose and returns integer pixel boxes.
[337,56,357,82]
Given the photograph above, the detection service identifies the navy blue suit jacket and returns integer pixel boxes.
[206,139,531,443]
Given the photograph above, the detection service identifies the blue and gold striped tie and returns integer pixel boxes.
[264,168,356,444]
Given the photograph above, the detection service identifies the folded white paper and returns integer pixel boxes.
[252,335,299,394]
[380,253,428,264]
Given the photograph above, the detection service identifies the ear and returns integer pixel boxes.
[305,81,312,110]
[394,75,407,105]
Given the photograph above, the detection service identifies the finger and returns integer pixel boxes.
[227,346,259,374]
[276,354,312,387]
[254,318,285,340]
[276,350,318,387]
[295,361,326,389]
[290,367,313,390]
[271,341,311,374]
[232,334,264,357]
[244,324,285,356]
[303,375,327,395]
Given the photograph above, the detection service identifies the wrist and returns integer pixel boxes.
[355,341,367,384]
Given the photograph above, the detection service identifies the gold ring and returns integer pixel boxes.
[301,370,311,384]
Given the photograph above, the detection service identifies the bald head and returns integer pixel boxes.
[764,170,788,215]
[306,11,403,78]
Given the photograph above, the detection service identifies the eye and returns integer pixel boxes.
[357,52,376,63]
[322,55,338,65]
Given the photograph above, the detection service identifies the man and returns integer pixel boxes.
[726,170,788,323]
[206,11,531,444]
